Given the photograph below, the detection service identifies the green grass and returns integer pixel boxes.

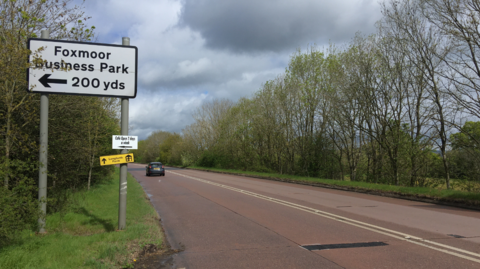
[188,166,480,203]
[0,168,163,269]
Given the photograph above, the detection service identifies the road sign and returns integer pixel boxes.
[27,38,137,98]
[99,153,134,166]
[112,135,138,149]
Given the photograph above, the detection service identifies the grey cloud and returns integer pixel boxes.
[77,0,383,139]
[179,0,381,53]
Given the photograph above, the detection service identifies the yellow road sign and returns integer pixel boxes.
[99,153,134,166]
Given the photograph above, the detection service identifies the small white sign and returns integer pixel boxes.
[28,38,137,98]
[112,135,138,149]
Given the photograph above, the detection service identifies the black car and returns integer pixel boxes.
[146,162,165,176]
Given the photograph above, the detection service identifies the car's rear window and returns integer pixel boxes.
[151,164,161,168]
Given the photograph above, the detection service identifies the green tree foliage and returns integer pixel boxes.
[451,122,480,151]
[158,133,182,165]
[130,140,146,163]
[133,132,184,166]
[450,122,480,187]
[133,131,170,163]
[0,1,117,241]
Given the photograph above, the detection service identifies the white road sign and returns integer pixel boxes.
[112,135,138,149]
[27,38,137,98]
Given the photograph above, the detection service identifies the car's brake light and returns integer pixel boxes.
[162,165,164,168]
[149,166,151,168]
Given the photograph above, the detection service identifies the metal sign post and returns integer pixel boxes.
[118,37,130,230]
[38,30,50,234]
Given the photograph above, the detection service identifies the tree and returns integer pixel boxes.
[383,0,454,188]
[1,0,95,189]
[139,131,170,163]
[0,1,117,241]
[451,121,480,184]
[158,132,182,165]
[85,98,119,190]
[451,121,480,150]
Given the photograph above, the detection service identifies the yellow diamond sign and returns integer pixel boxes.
[99,153,134,166]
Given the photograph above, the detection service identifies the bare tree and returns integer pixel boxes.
[421,0,480,118]
[383,0,454,188]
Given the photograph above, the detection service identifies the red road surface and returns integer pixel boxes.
[128,164,480,268]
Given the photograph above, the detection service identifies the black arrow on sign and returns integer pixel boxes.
[39,74,67,88]
[102,158,106,165]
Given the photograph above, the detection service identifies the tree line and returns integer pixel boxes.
[140,0,480,193]
[1,0,119,241]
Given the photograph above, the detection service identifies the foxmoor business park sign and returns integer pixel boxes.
[28,38,137,98]
[28,33,137,232]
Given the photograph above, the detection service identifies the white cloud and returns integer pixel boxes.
[130,91,207,139]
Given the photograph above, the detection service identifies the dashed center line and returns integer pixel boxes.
[169,170,480,264]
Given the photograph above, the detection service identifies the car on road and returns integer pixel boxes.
[146,162,165,176]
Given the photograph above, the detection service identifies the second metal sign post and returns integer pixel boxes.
[118,37,131,230]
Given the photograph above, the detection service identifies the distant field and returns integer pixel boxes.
[0,168,163,269]
[186,166,480,205]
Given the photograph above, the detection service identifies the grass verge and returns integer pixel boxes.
[187,166,480,205]
[0,168,163,269]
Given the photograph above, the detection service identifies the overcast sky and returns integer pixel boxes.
[78,0,382,140]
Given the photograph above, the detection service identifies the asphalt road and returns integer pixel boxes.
[128,163,480,269]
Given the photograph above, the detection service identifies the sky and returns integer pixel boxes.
[77,0,382,140]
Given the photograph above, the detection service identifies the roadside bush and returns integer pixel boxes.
[250,164,274,173]
[196,151,234,169]
[0,179,39,244]
[196,151,217,168]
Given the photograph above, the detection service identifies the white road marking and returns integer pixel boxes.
[169,170,480,263]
